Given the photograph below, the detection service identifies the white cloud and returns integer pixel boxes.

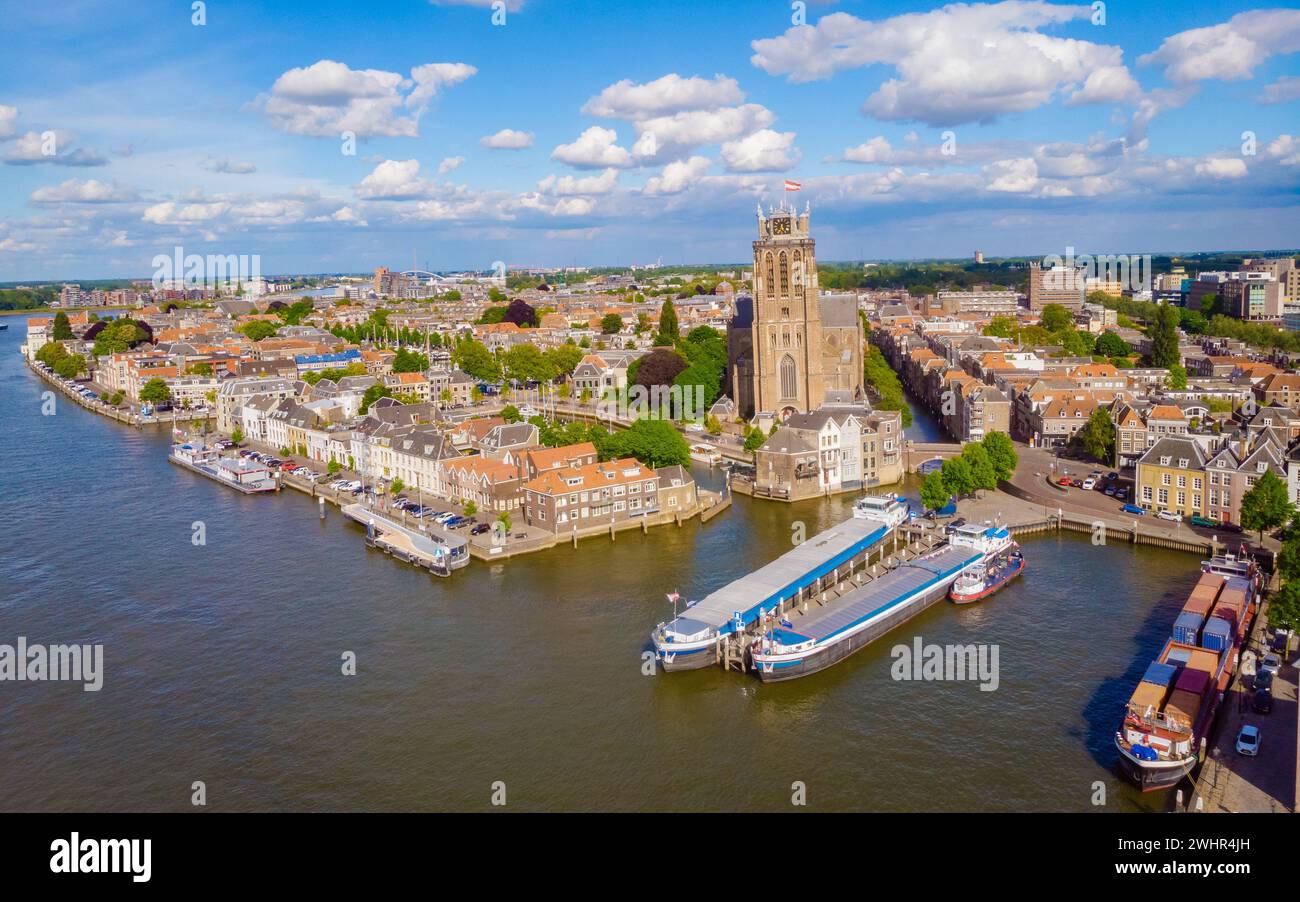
[751,3,1138,126]
[30,179,137,204]
[437,155,466,175]
[632,104,775,161]
[1266,135,1300,166]
[203,157,257,174]
[4,130,106,166]
[552,197,595,217]
[582,74,744,119]
[537,168,619,196]
[1139,9,1300,84]
[643,156,712,195]
[0,105,17,140]
[551,126,633,169]
[355,159,435,200]
[0,237,36,253]
[1259,76,1300,105]
[984,158,1038,193]
[1194,157,1248,179]
[143,200,231,225]
[480,128,534,149]
[263,59,475,138]
[720,129,799,172]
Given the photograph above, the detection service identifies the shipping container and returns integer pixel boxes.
[1173,610,1204,646]
[1174,666,1211,696]
[1141,660,1179,687]
[1129,680,1169,715]
[1201,617,1234,653]
[1183,573,1224,617]
[1163,688,1203,729]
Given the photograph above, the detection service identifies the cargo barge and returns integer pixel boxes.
[169,442,280,494]
[750,524,1014,682]
[650,516,893,671]
[1114,554,1261,791]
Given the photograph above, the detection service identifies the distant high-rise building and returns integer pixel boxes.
[974,250,984,264]
[1027,262,1084,310]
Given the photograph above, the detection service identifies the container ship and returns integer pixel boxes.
[749,523,1014,682]
[1114,554,1261,791]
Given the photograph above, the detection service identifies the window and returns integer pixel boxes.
[1142,486,1153,501]
[1162,473,1171,486]
[1177,475,1186,488]
[1158,489,1168,505]
[779,252,789,296]
[779,354,798,400]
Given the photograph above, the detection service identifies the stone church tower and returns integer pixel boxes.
[728,204,863,419]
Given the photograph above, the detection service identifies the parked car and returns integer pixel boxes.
[1104,485,1116,496]
[1255,668,1274,691]
[1252,688,1273,714]
[470,523,491,536]
[944,518,968,535]
[445,517,469,529]
[1220,521,1244,533]
[1260,653,1281,676]
[1081,478,1096,490]
[1106,472,1118,481]
[1190,515,1219,528]
[1235,724,1261,756]
[1121,503,1145,515]
[280,460,298,471]
[1156,510,1182,522]
[1270,631,1290,655]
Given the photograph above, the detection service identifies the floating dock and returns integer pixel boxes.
[341,503,471,575]
[651,517,893,671]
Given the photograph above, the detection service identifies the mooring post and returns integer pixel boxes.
[319,496,326,520]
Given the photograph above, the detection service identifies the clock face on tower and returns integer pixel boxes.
[771,216,791,236]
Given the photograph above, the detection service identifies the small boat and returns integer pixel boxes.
[852,493,910,528]
[949,544,1024,604]
[689,442,722,465]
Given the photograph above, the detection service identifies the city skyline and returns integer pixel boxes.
[0,0,1298,280]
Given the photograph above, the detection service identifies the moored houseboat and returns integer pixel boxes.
[169,442,279,494]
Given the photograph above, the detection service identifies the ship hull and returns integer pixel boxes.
[950,557,1024,604]
[654,638,718,672]
[168,454,278,494]
[754,580,951,683]
[1114,740,1197,792]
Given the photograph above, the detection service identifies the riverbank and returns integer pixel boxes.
[24,352,212,429]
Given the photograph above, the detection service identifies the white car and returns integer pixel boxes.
[1260,653,1281,676]
[1081,478,1097,490]
[518,404,539,418]
[1156,510,1182,522]
[1235,724,1261,756]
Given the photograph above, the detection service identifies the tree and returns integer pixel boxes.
[503,344,556,385]
[1040,304,1072,332]
[545,344,583,377]
[1075,407,1116,463]
[463,501,478,518]
[1277,533,1300,584]
[600,313,623,335]
[392,348,429,373]
[53,354,85,379]
[656,298,679,345]
[962,442,998,496]
[451,338,502,383]
[631,348,688,388]
[919,470,950,512]
[139,378,171,404]
[940,456,975,499]
[981,431,1018,482]
[327,460,342,476]
[231,427,244,444]
[1165,363,1188,391]
[1149,303,1181,368]
[496,510,513,534]
[743,426,766,455]
[1094,331,1130,357]
[239,320,280,342]
[390,478,405,497]
[1240,469,1294,543]
[1267,580,1300,633]
[51,311,73,340]
[982,316,1017,339]
[360,384,392,414]
[502,404,522,423]
[604,418,690,468]
[502,298,537,327]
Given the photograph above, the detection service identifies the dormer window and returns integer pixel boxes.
[1178,459,1189,468]
[1159,456,1171,466]
[1258,462,1267,473]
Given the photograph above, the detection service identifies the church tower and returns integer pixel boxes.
[749,203,824,417]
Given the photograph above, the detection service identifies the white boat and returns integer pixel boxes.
[689,443,722,465]
[852,493,910,528]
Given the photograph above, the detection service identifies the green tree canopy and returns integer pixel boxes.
[940,456,976,499]
[139,378,172,404]
[1074,407,1116,463]
[1040,304,1073,332]
[451,338,502,383]
[919,470,950,512]
[1240,469,1294,543]
[655,298,679,345]
[600,313,623,335]
[981,431,1018,481]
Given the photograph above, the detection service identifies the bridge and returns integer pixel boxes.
[903,440,965,474]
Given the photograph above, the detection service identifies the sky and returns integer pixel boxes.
[0,0,1297,280]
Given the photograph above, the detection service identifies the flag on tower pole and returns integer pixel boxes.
[783,179,801,192]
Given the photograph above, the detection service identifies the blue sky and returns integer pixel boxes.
[0,0,1297,279]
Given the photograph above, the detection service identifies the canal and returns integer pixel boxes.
[0,324,1198,812]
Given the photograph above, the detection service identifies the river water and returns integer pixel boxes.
[0,322,1202,811]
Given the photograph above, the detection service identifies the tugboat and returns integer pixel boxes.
[948,542,1023,604]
